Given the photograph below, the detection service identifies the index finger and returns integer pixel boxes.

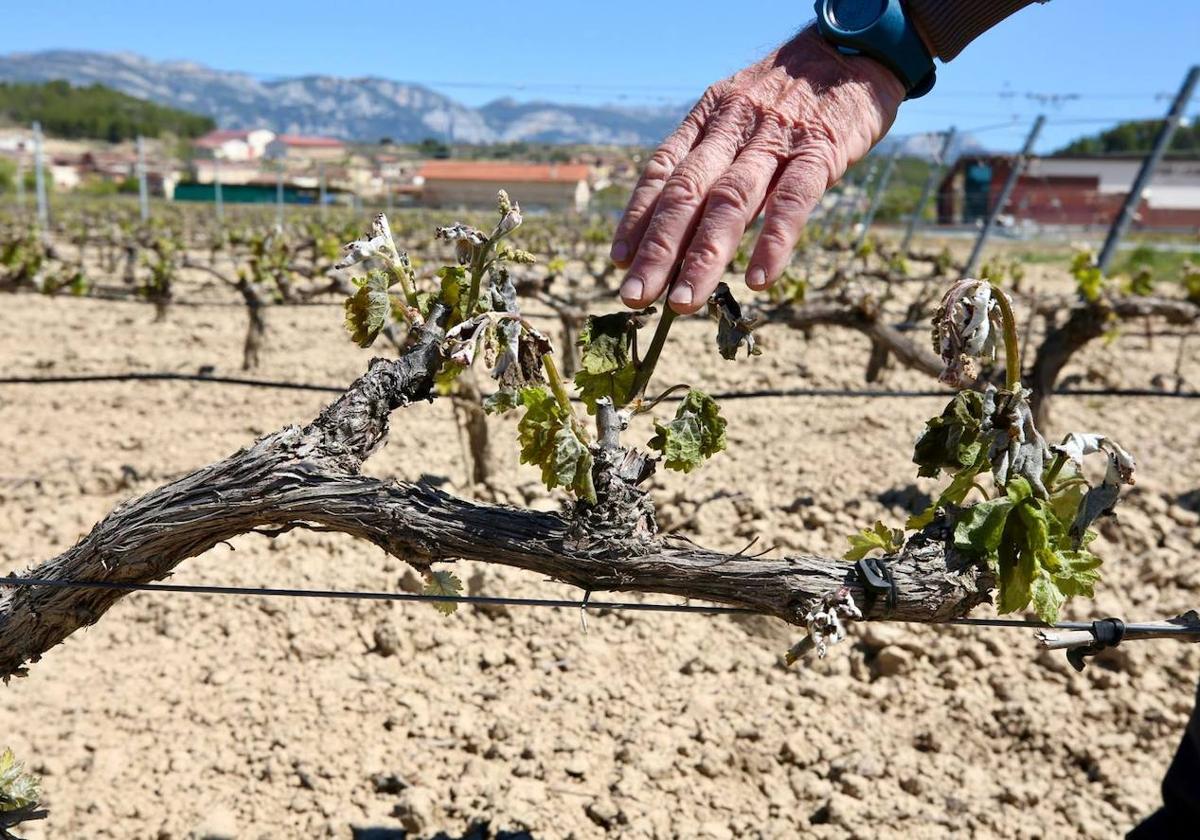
[609,86,722,267]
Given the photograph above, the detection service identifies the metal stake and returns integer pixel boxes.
[1096,66,1199,274]
[964,115,1045,276]
[32,121,48,231]
[136,135,150,223]
[900,127,956,254]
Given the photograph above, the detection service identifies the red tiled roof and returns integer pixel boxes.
[276,134,344,148]
[417,161,590,183]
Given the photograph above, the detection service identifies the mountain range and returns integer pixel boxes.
[0,50,689,146]
[0,49,989,157]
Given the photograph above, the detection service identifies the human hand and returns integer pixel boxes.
[611,26,905,314]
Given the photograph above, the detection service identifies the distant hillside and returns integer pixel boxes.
[0,79,214,141]
[0,50,688,146]
[1056,119,1200,156]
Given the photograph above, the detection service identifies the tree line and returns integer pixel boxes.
[0,79,214,142]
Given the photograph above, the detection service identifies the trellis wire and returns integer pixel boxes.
[1,372,1197,402]
[3,576,1198,640]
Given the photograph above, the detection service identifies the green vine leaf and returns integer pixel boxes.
[437,265,472,323]
[843,521,904,561]
[648,389,727,473]
[422,570,463,616]
[516,387,595,501]
[343,271,394,348]
[906,451,989,529]
[952,476,1103,623]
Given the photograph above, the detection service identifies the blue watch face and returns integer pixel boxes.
[828,0,886,31]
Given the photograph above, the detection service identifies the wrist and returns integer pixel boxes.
[813,0,936,99]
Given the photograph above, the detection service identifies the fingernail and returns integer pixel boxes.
[669,283,693,308]
[747,265,766,289]
[611,240,629,263]
[621,276,645,302]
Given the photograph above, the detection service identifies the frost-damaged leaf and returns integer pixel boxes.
[573,311,648,411]
[553,425,596,501]
[932,279,1001,387]
[516,387,595,501]
[575,364,638,415]
[335,214,393,270]
[649,389,727,473]
[578,313,633,375]
[983,387,1049,498]
[444,314,496,368]
[843,521,904,561]
[493,323,551,391]
[912,390,986,478]
[435,223,487,266]
[1056,435,1136,546]
[483,388,521,415]
[422,570,463,616]
[708,282,761,360]
[0,748,40,811]
[343,271,393,348]
[1051,433,1136,486]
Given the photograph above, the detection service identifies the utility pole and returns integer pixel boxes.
[136,135,150,222]
[854,145,901,250]
[964,115,1045,276]
[900,126,956,254]
[1096,65,1199,274]
[32,121,49,232]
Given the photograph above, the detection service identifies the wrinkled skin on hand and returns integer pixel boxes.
[612,26,904,314]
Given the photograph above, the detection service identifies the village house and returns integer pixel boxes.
[192,129,276,162]
[264,134,346,162]
[937,154,1200,231]
[415,160,591,212]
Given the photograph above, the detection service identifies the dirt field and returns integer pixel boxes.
[2,248,1199,839]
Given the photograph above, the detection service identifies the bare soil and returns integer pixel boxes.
[2,253,1199,839]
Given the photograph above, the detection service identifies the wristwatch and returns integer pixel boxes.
[814,0,936,99]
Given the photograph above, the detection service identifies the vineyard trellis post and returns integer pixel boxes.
[854,145,900,250]
[963,114,1045,276]
[14,155,25,213]
[214,154,224,223]
[135,135,150,223]
[847,156,879,235]
[31,121,48,233]
[899,126,956,254]
[274,161,284,228]
[318,163,326,219]
[1095,64,1199,274]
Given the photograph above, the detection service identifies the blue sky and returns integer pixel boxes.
[1,0,1196,151]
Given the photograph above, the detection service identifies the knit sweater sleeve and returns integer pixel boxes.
[906,0,1045,61]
